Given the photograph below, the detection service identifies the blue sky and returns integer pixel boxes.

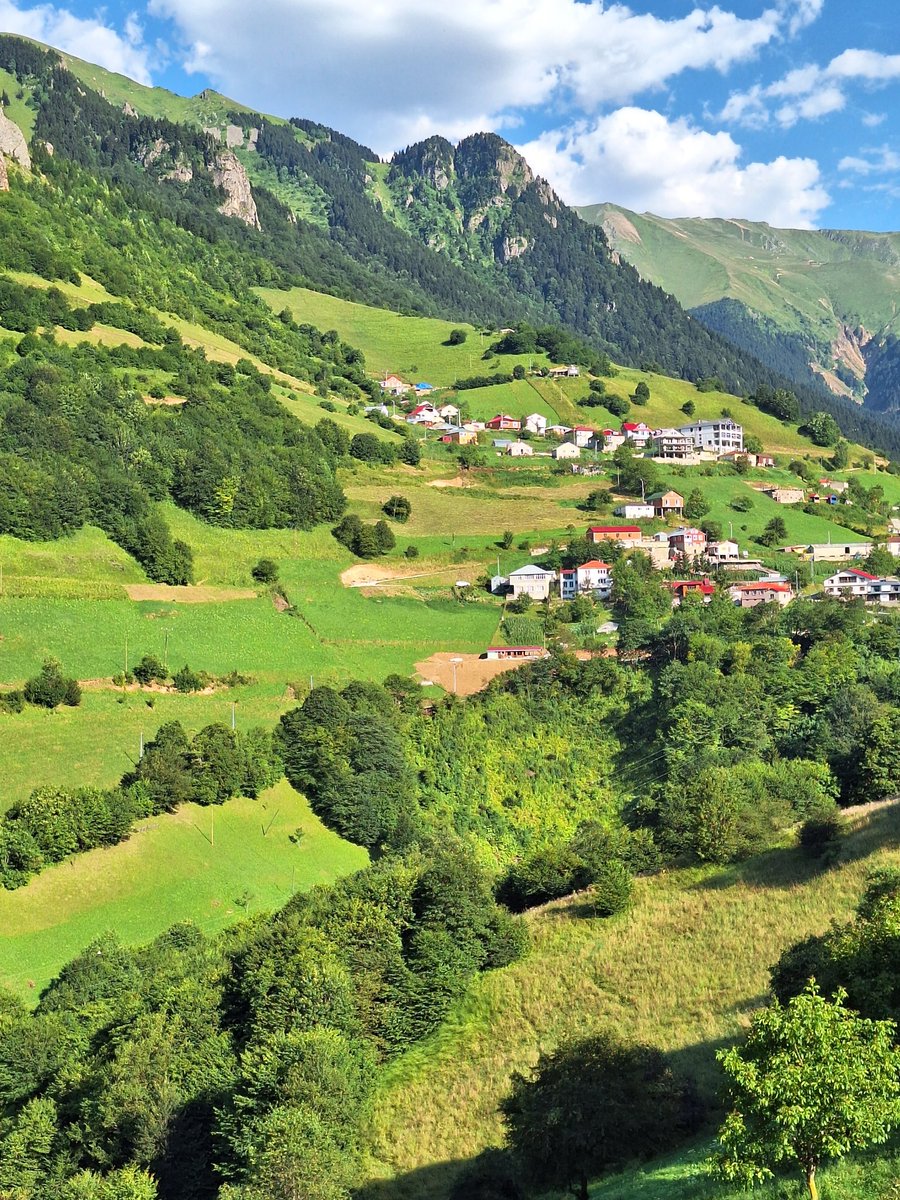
[1,0,899,229]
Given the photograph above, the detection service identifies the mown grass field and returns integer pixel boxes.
[364,803,900,1200]
[256,286,553,387]
[0,778,367,1001]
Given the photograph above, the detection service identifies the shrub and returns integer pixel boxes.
[133,655,167,686]
[404,544,419,559]
[172,664,204,693]
[382,495,412,523]
[446,328,468,345]
[24,659,81,709]
[251,558,279,584]
[591,859,634,916]
[799,812,844,862]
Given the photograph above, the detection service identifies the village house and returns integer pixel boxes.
[647,489,685,519]
[786,541,872,561]
[559,559,613,600]
[406,402,439,425]
[679,418,743,454]
[548,364,580,377]
[546,424,573,439]
[729,581,793,608]
[524,413,549,434]
[888,535,900,557]
[463,420,486,432]
[762,485,805,505]
[720,450,775,468]
[587,524,643,548]
[414,382,435,396]
[614,503,654,519]
[492,439,512,451]
[506,564,557,600]
[598,428,625,451]
[484,645,548,660]
[622,421,652,448]
[438,403,460,420]
[552,442,581,460]
[820,478,849,494]
[566,425,597,449]
[486,414,522,432]
[440,429,478,446]
[706,539,741,564]
[379,374,411,397]
[506,441,534,457]
[651,429,694,459]
[668,527,708,560]
[668,579,715,606]
[821,569,900,603]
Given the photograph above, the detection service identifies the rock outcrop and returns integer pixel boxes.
[0,110,30,170]
[210,151,260,228]
[0,154,8,192]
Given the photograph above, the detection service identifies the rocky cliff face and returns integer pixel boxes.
[211,150,260,229]
[0,110,30,170]
[0,154,8,192]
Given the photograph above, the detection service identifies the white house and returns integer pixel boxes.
[559,559,614,600]
[380,374,411,397]
[823,569,900,603]
[508,564,557,600]
[549,364,580,377]
[621,421,652,448]
[506,441,534,457]
[614,503,654,519]
[599,428,626,451]
[546,424,572,439]
[651,428,694,459]
[679,418,743,454]
[438,403,460,420]
[524,413,549,435]
[552,442,581,460]
[566,426,596,449]
[707,539,741,563]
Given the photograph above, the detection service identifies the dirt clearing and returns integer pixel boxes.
[414,652,534,695]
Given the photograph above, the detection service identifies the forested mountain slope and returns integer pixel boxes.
[7,34,900,453]
[579,202,900,414]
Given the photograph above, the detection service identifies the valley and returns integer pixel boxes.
[0,29,898,1200]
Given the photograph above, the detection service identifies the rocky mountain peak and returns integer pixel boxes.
[454,132,533,193]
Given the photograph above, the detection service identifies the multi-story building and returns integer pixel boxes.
[823,569,900,603]
[679,418,743,454]
[651,429,694,459]
[559,559,614,600]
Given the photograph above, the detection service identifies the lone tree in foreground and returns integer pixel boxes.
[715,981,900,1200]
[502,1032,696,1200]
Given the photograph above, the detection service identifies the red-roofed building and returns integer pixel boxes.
[667,579,715,606]
[566,425,597,448]
[587,525,642,547]
[823,568,900,602]
[560,560,613,600]
[621,421,651,447]
[486,413,522,432]
[729,581,793,608]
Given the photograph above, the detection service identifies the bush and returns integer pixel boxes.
[382,495,412,523]
[0,689,25,714]
[799,812,843,862]
[605,395,630,418]
[404,544,419,559]
[591,859,633,916]
[172,664,204,693]
[251,558,279,584]
[133,655,167,686]
[24,659,81,709]
[446,328,468,345]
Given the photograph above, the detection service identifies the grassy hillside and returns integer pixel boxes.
[364,803,900,1199]
[0,778,367,1001]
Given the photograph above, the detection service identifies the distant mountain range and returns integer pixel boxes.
[578,203,900,414]
[0,34,898,452]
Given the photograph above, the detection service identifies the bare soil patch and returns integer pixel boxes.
[426,476,471,489]
[125,584,257,603]
[414,651,534,696]
[143,394,186,406]
[340,563,473,588]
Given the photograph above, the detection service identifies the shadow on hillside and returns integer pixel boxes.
[354,1156,472,1200]
[690,801,900,895]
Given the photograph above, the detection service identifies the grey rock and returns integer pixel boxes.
[0,110,30,170]
[211,151,260,228]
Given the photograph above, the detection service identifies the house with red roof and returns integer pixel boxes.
[729,581,793,608]
[667,579,715,606]
[559,559,613,600]
[822,569,900,603]
[566,425,597,448]
[622,421,652,448]
[587,525,642,547]
[486,414,522,432]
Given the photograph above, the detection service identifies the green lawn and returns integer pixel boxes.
[0,778,367,1001]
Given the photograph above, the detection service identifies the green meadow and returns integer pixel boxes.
[0,778,367,1001]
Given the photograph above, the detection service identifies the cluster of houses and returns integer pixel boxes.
[761,479,850,505]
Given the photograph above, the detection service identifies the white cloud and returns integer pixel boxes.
[0,0,153,82]
[838,146,900,176]
[862,111,887,128]
[146,0,800,152]
[518,106,830,227]
[723,47,900,129]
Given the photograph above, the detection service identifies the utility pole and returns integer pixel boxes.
[124,633,128,678]
[164,630,169,672]
[231,701,236,731]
